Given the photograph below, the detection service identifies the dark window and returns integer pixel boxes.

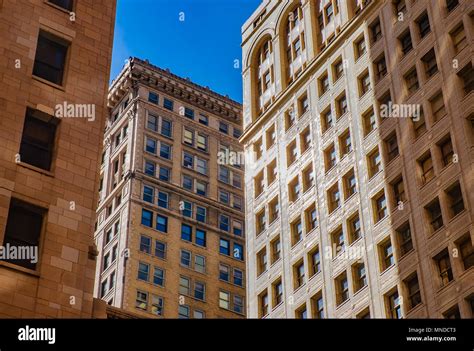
[399,30,413,55]
[141,209,153,227]
[2,199,46,270]
[33,31,69,85]
[434,249,453,286]
[458,63,474,95]
[48,0,73,11]
[184,107,194,119]
[160,119,172,138]
[421,49,438,78]
[426,199,443,232]
[397,222,413,257]
[417,12,431,38]
[155,241,166,259]
[446,0,459,12]
[405,274,422,310]
[148,92,159,104]
[196,229,206,247]
[156,215,168,232]
[219,238,230,255]
[181,224,192,242]
[219,122,229,134]
[20,109,58,171]
[163,98,173,111]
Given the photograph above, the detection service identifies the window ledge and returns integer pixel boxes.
[32,75,66,91]
[17,162,54,177]
[0,261,40,277]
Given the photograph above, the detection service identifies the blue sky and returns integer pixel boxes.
[111,0,261,103]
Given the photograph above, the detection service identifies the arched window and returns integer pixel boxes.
[255,38,274,116]
[285,5,306,84]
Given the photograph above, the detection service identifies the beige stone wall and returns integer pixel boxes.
[242,0,474,318]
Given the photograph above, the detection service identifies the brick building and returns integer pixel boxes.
[0,0,116,317]
[95,57,246,318]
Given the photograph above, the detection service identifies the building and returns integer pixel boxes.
[0,0,116,317]
[241,0,473,318]
[95,57,246,318]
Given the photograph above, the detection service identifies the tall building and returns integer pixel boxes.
[95,57,246,318]
[0,0,116,317]
[242,0,473,318]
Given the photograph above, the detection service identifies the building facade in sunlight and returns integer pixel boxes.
[96,57,246,318]
[241,0,473,318]
[0,0,116,317]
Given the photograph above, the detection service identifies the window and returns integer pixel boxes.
[324,144,337,172]
[33,31,69,85]
[20,109,58,171]
[355,37,366,58]
[219,122,229,134]
[160,143,171,159]
[219,291,230,309]
[380,238,394,271]
[178,305,190,319]
[180,250,191,268]
[219,264,230,282]
[359,71,371,96]
[335,272,349,305]
[429,92,446,123]
[425,198,443,232]
[319,72,329,96]
[48,0,74,11]
[291,218,303,246]
[305,204,317,233]
[309,247,321,277]
[434,249,453,286]
[387,290,402,319]
[285,109,296,130]
[417,12,431,38]
[353,263,367,292]
[385,132,399,162]
[370,18,382,43]
[343,169,357,200]
[257,248,267,276]
[179,276,191,296]
[148,92,158,104]
[450,23,467,53]
[158,166,170,182]
[184,107,194,119]
[144,160,155,176]
[137,262,149,281]
[268,196,279,224]
[443,305,460,319]
[404,68,419,94]
[458,235,474,270]
[396,222,413,257]
[348,213,361,243]
[197,134,208,152]
[141,209,153,227]
[153,267,165,286]
[143,185,154,203]
[267,159,277,185]
[157,192,168,209]
[421,49,438,78]
[446,0,459,12]
[264,283,279,314]
[233,243,244,261]
[362,108,376,136]
[196,229,206,247]
[446,182,464,217]
[163,98,173,111]
[220,239,230,255]
[300,127,311,153]
[155,241,166,259]
[405,273,422,310]
[234,269,243,286]
[256,209,266,235]
[259,291,269,317]
[194,282,205,301]
[328,183,341,213]
[266,125,276,150]
[374,55,387,82]
[399,30,413,55]
[181,224,192,242]
[139,235,151,254]
[336,93,348,118]
[219,214,230,232]
[302,164,314,192]
[151,295,164,316]
[299,94,309,116]
[196,206,206,223]
[233,128,242,139]
[271,237,281,264]
[333,57,344,81]
[418,152,434,185]
[136,291,148,310]
[458,63,474,95]
[391,176,405,208]
[289,177,300,202]
[3,199,46,270]
[368,147,382,178]
[286,140,298,166]
[331,227,345,253]
[234,295,244,314]
[374,191,387,222]
[339,129,352,157]
[156,215,168,232]
[294,261,305,289]
[393,0,406,15]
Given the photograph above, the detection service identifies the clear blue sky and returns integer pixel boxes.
[111,0,261,103]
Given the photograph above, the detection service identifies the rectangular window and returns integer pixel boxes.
[153,267,165,286]
[196,229,206,247]
[434,249,453,286]
[139,235,151,254]
[148,92,159,104]
[158,192,168,209]
[163,98,173,111]
[181,224,192,242]
[48,0,74,11]
[219,291,230,309]
[20,109,58,171]
[155,241,166,259]
[156,215,168,232]
[137,262,149,281]
[220,239,230,255]
[2,199,46,270]
[141,209,153,227]
[33,31,69,85]
[180,250,191,267]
